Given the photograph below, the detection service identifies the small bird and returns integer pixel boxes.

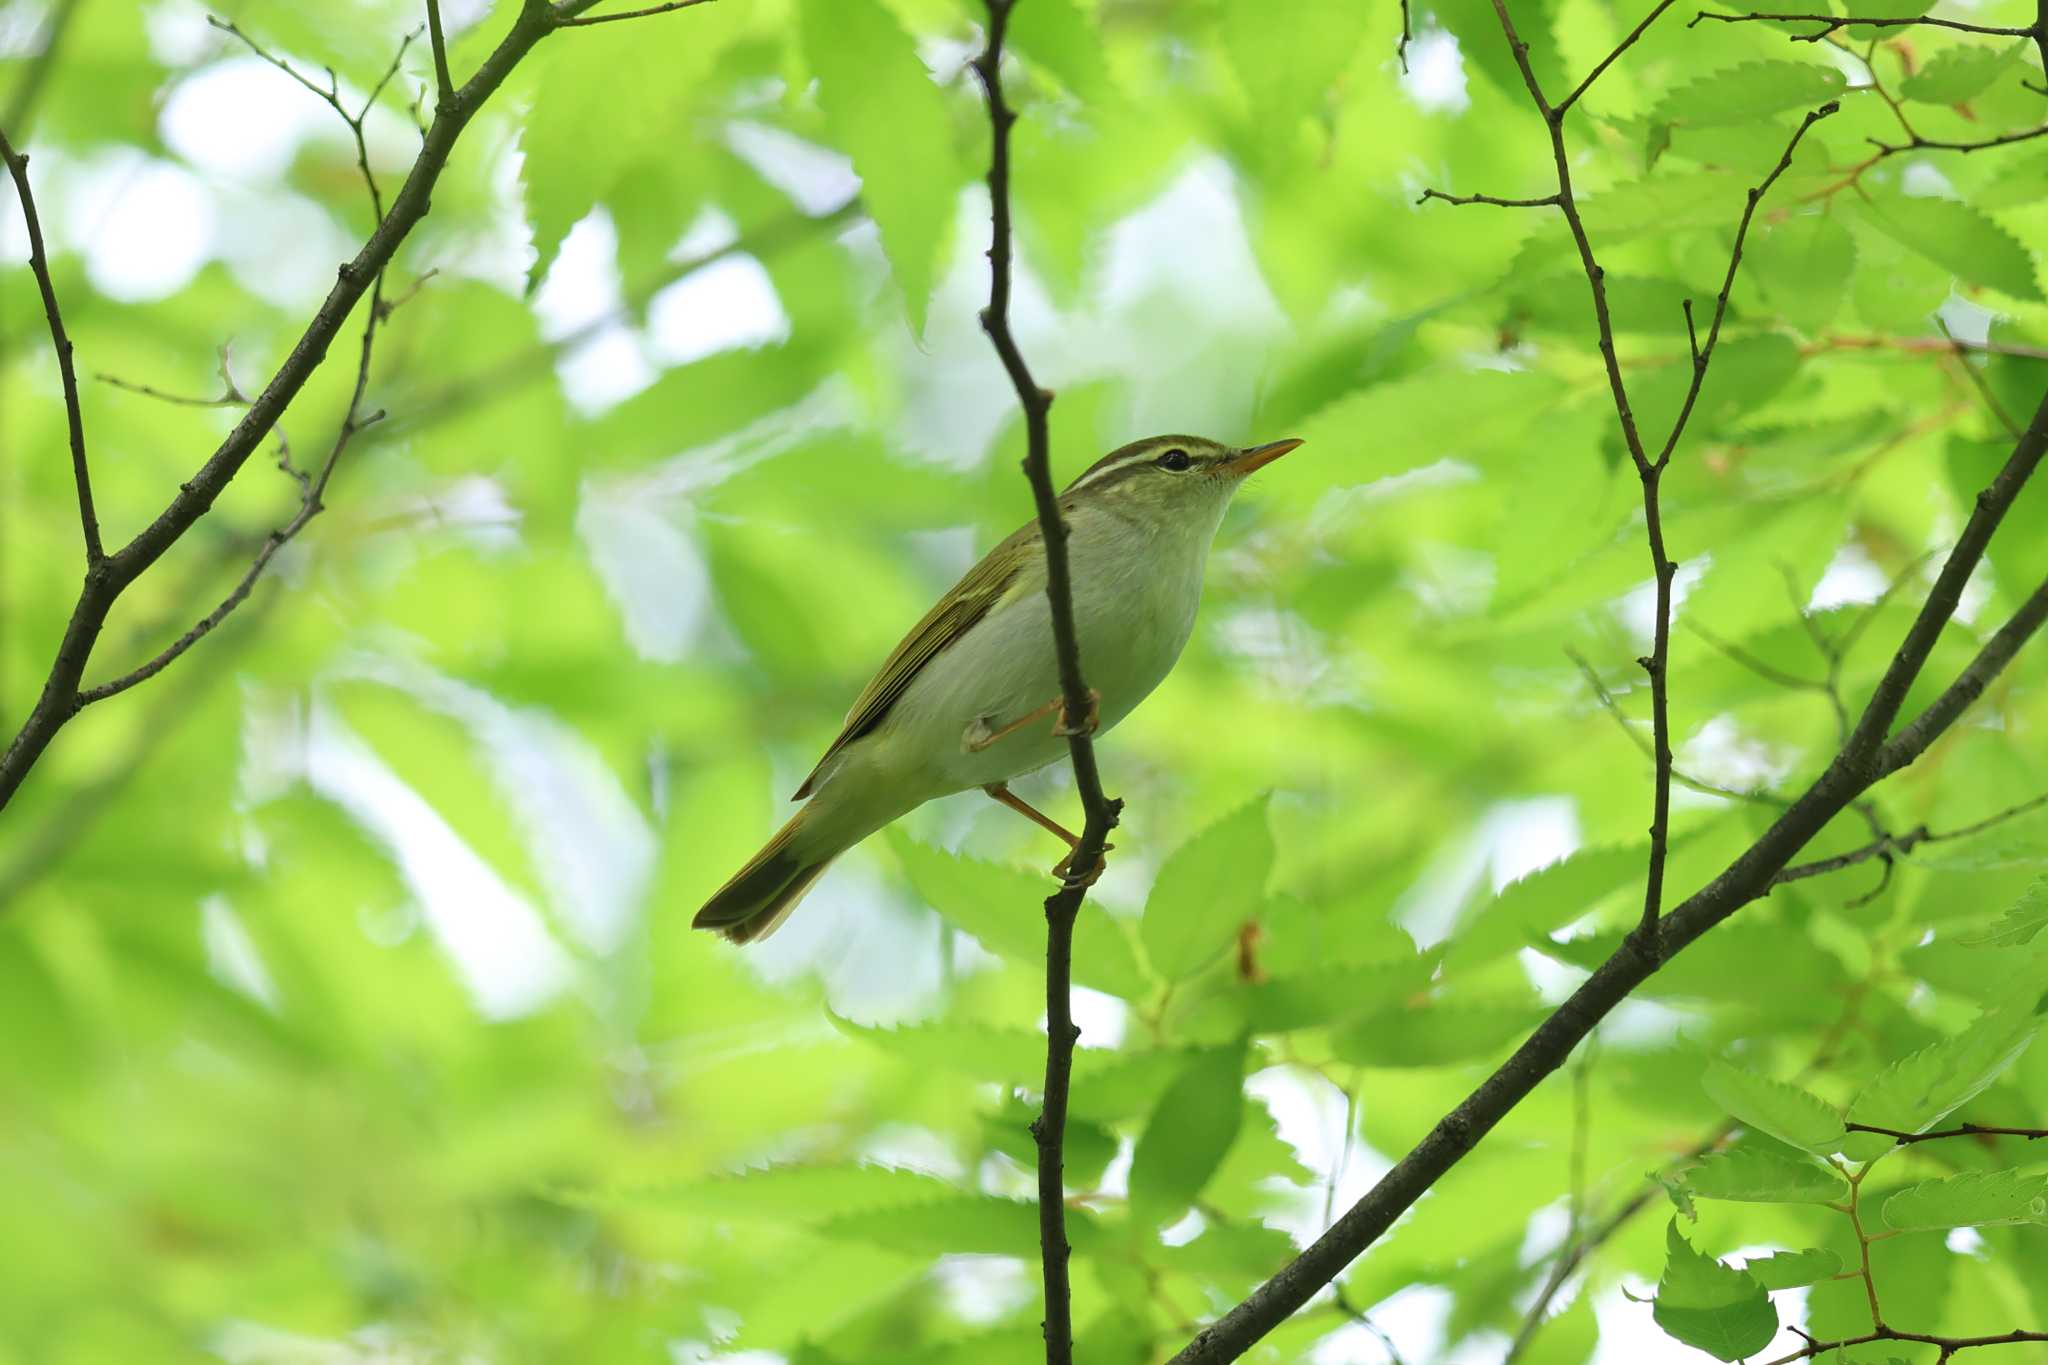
[692,433,1303,943]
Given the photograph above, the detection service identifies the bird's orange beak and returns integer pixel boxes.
[1222,437,1303,476]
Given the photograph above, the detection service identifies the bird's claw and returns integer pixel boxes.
[1051,688,1102,739]
[1052,842,1112,888]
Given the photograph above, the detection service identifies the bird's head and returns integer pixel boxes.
[1057,434,1303,522]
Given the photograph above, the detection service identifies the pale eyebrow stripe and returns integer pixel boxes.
[1064,451,1154,493]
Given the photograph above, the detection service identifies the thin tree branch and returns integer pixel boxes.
[1773,787,2048,886]
[1846,1121,2048,1145]
[0,125,101,565]
[1415,189,1560,208]
[425,0,456,105]
[1167,388,2048,1365]
[553,0,718,26]
[0,0,704,812]
[1691,11,2033,42]
[972,4,1121,1362]
[78,280,397,708]
[1558,0,1677,114]
[1761,1326,2048,1365]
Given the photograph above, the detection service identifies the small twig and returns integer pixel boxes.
[1687,620,1828,693]
[425,0,456,106]
[1845,1121,2048,1145]
[1761,1327,2048,1364]
[1691,10,2033,41]
[1415,188,1560,208]
[97,346,251,409]
[1774,786,2048,887]
[80,280,394,707]
[1558,0,1678,113]
[1567,647,1785,807]
[1331,1283,1407,1365]
[0,126,100,564]
[208,16,421,222]
[1396,0,1412,73]
[552,0,718,26]
[1936,318,2023,440]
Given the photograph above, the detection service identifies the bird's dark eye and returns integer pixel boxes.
[1156,448,1193,471]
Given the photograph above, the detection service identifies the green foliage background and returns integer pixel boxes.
[3,0,2048,1361]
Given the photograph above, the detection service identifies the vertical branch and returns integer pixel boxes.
[426,0,457,107]
[0,125,101,565]
[971,3,1122,1361]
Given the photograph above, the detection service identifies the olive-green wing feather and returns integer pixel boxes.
[792,520,1040,800]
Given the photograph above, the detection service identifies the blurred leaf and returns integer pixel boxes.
[1744,1247,1843,1289]
[892,835,1149,998]
[1652,61,1846,126]
[1141,797,1275,980]
[1748,213,1854,333]
[1859,192,2044,302]
[1899,41,2027,104]
[1958,876,2048,947]
[1129,1041,1246,1224]
[798,0,960,331]
[1445,843,1643,971]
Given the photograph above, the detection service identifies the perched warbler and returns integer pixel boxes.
[693,433,1302,942]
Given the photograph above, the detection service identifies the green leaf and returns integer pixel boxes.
[1958,876,2048,947]
[830,1014,1051,1086]
[892,835,1149,999]
[1141,797,1275,980]
[1845,998,2044,1158]
[819,1194,1068,1257]
[1748,213,1854,333]
[799,0,960,331]
[1744,1247,1844,1289]
[1701,1061,1847,1154]
[1899,41,2026,104]
[1129,1041,1246,1223]
[1859,193,2044,302]
[1883,1169,2048,1230]
[1239,955,1436,1033]
[1653,1221,1778,1361]
[1683,1142,1848,1204]
[521,15,730,289]
[1006,0,1114,100]
[625,1163,960,1220]
[1331,1000,1546,1068]
[1652,61,1846,127]
[1445,843,1643,971]
[1222,0,1371,125]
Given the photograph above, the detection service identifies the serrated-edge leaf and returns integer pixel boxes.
[1682,1144,1848,1204]
[1957,875,2048,947]
[1141,796,1275,980]
[1882,1168,2048,1230]
[1653,1221,1778,1362]
[1861,194,2044,302]
[1848,1000,2043,1138]
[1702,1061,1848,1153]
[1652,60,1845,127]
[1129,1041,1247,1222]
[1744,1247,1844,1289]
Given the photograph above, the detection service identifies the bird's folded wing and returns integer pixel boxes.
[792,519,1040,799]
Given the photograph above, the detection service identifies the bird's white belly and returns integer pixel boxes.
[882,556,1204,796]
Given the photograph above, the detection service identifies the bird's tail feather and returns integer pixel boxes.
[692,805,838,944]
